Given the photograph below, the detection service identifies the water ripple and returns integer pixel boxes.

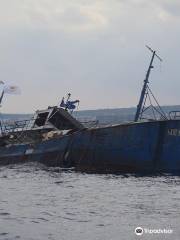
[0,163,180,240]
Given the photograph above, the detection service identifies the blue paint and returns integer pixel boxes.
[1,119,180,173]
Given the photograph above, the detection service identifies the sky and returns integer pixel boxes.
[0,0,180,113]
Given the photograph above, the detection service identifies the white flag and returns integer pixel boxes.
[3,85,21,95]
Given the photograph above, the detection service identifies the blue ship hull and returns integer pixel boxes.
[0,119,180,173]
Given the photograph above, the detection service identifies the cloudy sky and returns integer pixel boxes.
[0,0,180,113]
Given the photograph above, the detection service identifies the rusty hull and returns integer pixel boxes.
[1,119,180,173]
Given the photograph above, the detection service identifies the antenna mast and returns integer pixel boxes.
[134,46,162,122]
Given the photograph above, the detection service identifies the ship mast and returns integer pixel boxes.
[134,46,162,122]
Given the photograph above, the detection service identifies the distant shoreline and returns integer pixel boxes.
[1,105,180,125]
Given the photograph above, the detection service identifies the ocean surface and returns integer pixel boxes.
[0,163,180,240]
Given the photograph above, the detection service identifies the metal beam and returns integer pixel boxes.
[134,46,162,122]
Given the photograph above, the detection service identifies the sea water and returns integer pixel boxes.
[0,163,180,240]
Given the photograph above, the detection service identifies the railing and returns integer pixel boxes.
[80,120,99,128]
[1,118,34,135]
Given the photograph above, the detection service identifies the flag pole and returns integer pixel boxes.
[0,90,4,106]
[0,90,4,135]
[65,93,71,111]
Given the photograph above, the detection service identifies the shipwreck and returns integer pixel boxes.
[0,46,180,173]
